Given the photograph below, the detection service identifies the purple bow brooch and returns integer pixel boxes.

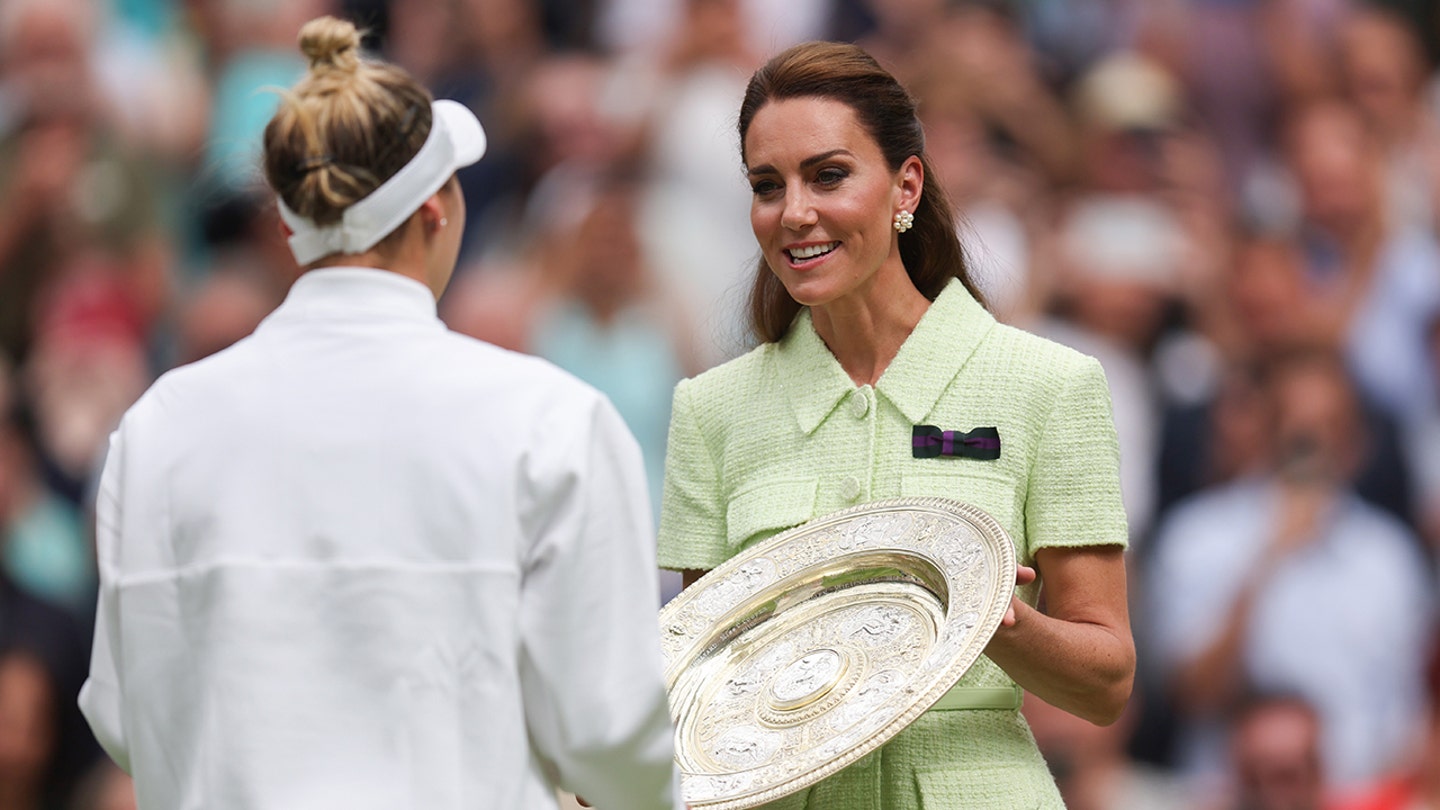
[911,425,1001,460]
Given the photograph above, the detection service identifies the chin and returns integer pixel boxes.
[775,279,826,308]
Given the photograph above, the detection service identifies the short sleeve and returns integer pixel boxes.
[656,380,726,571]
[1024,356,1129,553]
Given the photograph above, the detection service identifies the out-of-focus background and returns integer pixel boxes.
[2,0,1440,808]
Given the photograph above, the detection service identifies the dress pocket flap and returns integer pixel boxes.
[725,478,818,552]
[902,471,1016,533]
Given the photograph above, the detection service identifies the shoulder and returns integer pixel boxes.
[980,320,1103,381]
[447,329,604,395]
[958,320,1110,431]
[131,326,610,427]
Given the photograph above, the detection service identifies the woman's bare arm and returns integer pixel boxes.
[983,545,1134,725]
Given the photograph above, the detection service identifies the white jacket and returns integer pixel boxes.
[79,268,682,810]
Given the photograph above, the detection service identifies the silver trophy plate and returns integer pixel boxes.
[658,497,1018,809]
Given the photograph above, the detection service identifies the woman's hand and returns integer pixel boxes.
[1001,565,1037,626]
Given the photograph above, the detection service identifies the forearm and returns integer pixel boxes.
[985,600,1134,725]
[984,546,1134,725]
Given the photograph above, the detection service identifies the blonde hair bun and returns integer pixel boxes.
[298,15,361,73]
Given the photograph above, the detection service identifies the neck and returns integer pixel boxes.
[311,236,439,300]
[809,263,930,386]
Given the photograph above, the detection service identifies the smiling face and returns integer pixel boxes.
[744,96,921,312]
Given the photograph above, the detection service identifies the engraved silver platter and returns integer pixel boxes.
[658,497,1017,809]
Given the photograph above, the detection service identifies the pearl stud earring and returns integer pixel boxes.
[893,210,914,233]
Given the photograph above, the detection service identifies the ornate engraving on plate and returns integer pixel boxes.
[845,604,913,644]
[660,498,1017,810]
[712,726,779,769]
[768,649,845,709]
[836,512,915,550]
[694,558,780,618]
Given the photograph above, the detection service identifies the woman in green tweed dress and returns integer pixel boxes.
[656,42,1135,809]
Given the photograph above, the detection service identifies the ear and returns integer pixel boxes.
[896,155,924,214]
[418,194,446,233]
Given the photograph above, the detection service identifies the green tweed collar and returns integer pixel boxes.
[772,279,995,434]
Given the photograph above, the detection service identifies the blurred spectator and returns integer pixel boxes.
[0,571,95,810]
[172,263,283,366]
[919,81,1044,323]
[198,0,327,197]
[1157,360,1273,520]
[597,0,830,58]
[525,178,698,604]
[1416,317,1440,555]
[1146,348,1435,799]
[443,53,629,353]
[384,0,543,258]
[1259,0,1353,107]
[92,1,210,164]
[0,0,171,369]
[604,0,762,365]
[0,652,60,810]
[911,4,1080,325]
[1172,0,1277,195]
[1158,234,1416,526]
[1218,693,1328,810]
[0,395,92,620]
[1025,693,1190,810]
[1022,0,1151,84]
[928,5,1079,186]
[20,274,150,508]
[1283,99,1440,429]
[1071,51,1186,195]
[852,0,952,85]
[1337,6,1440,235]
[1322,633,1440,810]
[529,179,700,519]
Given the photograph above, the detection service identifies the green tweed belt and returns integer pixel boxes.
[928,684,1023,711]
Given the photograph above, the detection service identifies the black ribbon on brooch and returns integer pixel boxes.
[911,425,1001,460]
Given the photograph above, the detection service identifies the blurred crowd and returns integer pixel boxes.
[2,0,1440,808]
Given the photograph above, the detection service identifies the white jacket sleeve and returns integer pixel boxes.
[78,429,130,773]
[517,394,682,810]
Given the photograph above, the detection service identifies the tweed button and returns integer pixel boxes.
[840,476,862,501]
[850,389,869,418]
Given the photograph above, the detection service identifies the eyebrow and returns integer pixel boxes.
[747,149,854,177]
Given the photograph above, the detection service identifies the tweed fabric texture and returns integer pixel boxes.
[657,279,1127,808]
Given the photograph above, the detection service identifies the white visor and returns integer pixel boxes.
[277,99,487,266]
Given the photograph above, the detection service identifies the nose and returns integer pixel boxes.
[780,186,816,232]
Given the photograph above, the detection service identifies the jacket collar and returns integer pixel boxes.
[264,267,440,326]
[773,278,995,434]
